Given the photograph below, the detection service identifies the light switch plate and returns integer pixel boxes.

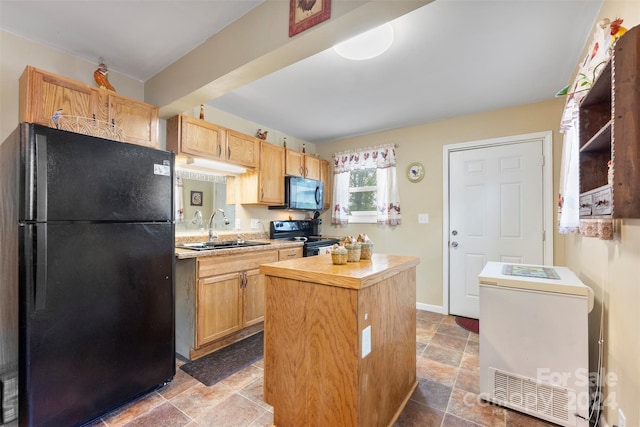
[250,219,260,229]
[418,213,429,224]
[235,219,241,230]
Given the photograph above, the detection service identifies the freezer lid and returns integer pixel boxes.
[478,262,594,311]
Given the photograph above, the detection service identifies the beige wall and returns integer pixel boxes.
[316,98,566,309]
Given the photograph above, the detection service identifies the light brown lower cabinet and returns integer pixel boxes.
[175,249,277,360]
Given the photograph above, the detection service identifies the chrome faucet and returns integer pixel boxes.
[208,209,230,241]
[191,210,203,229]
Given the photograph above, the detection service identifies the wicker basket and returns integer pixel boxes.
[345,243,361,262]
[360,243,373,260]
[331,247,348,265]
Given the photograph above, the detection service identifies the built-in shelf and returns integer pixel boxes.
[580,120,612,153]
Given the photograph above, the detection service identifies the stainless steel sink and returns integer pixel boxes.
[177,241,271,251]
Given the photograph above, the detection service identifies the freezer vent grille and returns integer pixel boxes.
[491,368,570,423]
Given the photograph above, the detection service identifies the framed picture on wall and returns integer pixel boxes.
[289,0,331,37]
[190,191,203,206]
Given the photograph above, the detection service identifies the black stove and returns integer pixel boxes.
[270,220,339,257]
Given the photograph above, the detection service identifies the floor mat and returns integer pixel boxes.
[180,332,263,386]
[455,316,479,334]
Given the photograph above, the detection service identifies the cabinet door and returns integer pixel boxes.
[320,159,331,209]
[196,272,242,347]
[20,66,99,127]
[304,155,321,180]
[243,269,265,327]
[108,95,159,148]
[285,149,305,177]
[259,141,285,204]
[181,116,225,159]
[227,130,260,168]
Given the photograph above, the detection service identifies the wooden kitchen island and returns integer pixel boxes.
[260,254,420,427]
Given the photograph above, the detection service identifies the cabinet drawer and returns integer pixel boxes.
[592,187,612,215]
[579,194,593,216]
[197,250,277,278]
[278,247,303,260]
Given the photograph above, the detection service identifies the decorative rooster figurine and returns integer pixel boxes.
[94,62,116,92]
[256,129,268,140]
[609,18,627,50]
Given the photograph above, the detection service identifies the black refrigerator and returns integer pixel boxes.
[0,123,175,426]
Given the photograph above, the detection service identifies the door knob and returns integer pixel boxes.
[450,241,459,248]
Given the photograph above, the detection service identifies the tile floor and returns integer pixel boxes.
[84,312,559,427]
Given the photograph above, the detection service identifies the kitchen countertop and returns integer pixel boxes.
[259,253,420,290]
[174,239,303,259]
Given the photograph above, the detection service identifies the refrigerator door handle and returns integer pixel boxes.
[34,223,48,310]
[36,133,48,221]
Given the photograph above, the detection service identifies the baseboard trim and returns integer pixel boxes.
[416,303,443,314]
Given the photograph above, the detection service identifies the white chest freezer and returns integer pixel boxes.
[478,262,594,427]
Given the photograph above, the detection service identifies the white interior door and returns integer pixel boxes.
[448,140,544,318]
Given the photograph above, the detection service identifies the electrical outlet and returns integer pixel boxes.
[418,213,429,224]
[361,326,371,358]
[235,218,241,230]
[618,408,626,427]
[250,218,260,229]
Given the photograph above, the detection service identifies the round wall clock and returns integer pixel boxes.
[407,162,425,183]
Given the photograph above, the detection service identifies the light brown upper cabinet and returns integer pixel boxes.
[19,66,159,148]
[166,115,259,168]
[319,158,331,209]
[285,148,321,180]
[166,114,225,160]
[238,141,285,205]
[226,130,260,168]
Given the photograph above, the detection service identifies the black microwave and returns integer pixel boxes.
[274,176,324,211]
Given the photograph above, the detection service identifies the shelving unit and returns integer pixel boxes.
[578,26,640,218]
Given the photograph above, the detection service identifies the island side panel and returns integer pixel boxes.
[175,258,196,360]
[264,276,358,427]
[357,267,417,426]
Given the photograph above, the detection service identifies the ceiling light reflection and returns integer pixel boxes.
[333,23,394,60]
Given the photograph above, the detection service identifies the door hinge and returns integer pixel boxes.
[542,230,546,241]
[541,155,545,166]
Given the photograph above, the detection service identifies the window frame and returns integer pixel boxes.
[348,169,377,224]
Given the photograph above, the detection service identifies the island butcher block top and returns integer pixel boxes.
[259,253,420,290]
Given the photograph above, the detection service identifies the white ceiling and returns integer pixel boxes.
[0,0,602,144]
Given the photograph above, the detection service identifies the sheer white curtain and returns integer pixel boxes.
[558,121,580,234]
[331,145,401,225]
[557,20,611,234]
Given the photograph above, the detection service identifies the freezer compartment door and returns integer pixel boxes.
[21,123,173,222]
[20,222,175,427]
